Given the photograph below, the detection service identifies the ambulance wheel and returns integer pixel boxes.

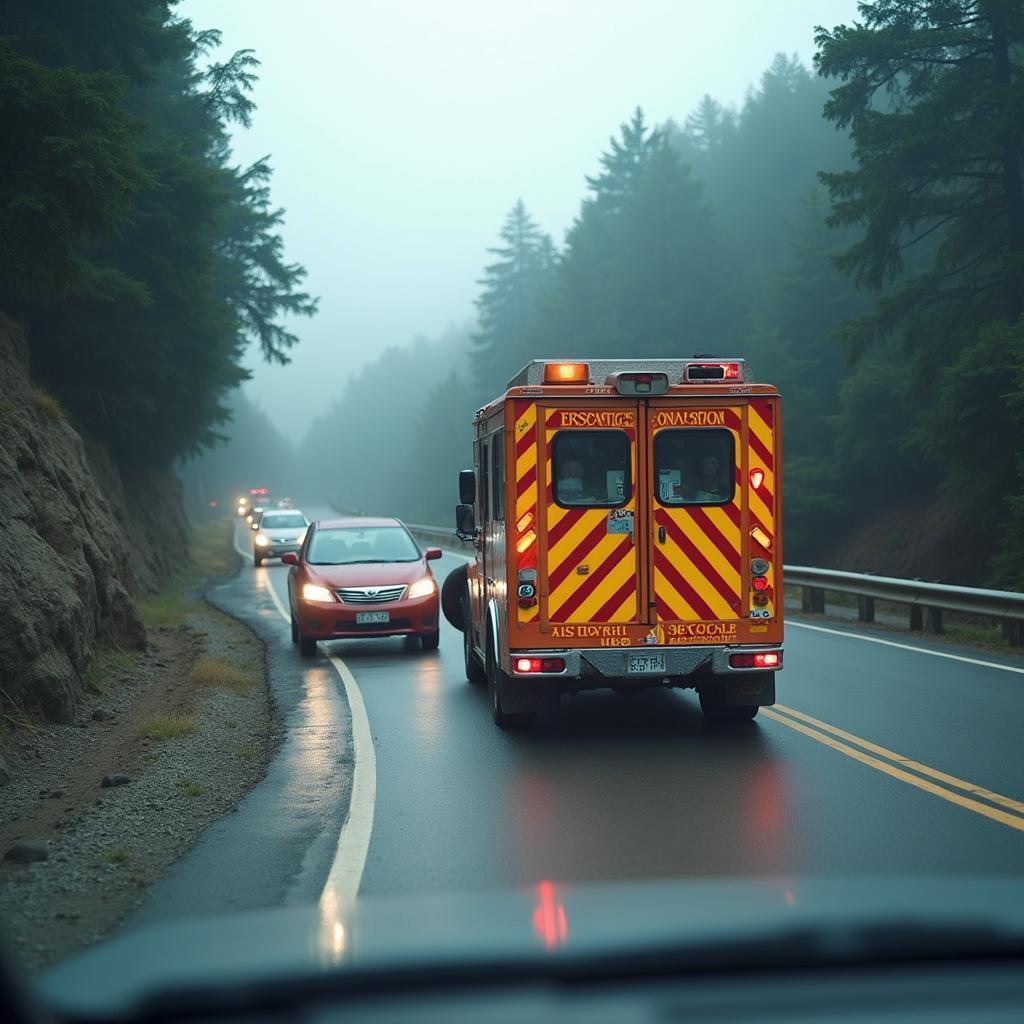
[462,594,486,685]
[486,634,535,729]
[698,685,758,721]
[421,630,440,651]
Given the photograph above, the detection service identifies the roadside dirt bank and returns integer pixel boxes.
[0,519,278,972]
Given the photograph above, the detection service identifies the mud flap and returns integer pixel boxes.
[500,677,556,714]
[719,670,775,706]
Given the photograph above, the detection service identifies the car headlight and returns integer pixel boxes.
[302,583,333,602]
[407,577,437,600]
[255,533,270,547]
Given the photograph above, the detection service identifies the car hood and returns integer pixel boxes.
[305,561,426,588]
[260,527,306,538]
[37,876,1024,1018]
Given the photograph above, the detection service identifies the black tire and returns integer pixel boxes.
[299,634,317,658]
[698,685,758,721]
[441,563,468,631]
[290,614,298,644]
[486,630,535,729]
[463,593,486,686]
[421,630,440,651]
[254,553,262,567]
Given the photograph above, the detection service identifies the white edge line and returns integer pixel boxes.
[788,619,1024,675]
[232,523,376,907]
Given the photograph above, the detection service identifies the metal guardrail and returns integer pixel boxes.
[786,566,1024,645]
[326,502,1024,645]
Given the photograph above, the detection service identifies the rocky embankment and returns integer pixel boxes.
[0,313,185,725]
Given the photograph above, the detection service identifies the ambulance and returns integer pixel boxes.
[441,357,782,728]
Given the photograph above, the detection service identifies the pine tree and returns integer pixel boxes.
[471,200,554,389]
[815,0,1024,578]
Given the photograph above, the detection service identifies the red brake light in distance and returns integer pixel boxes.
[514,657,565,674]
[729,652,781,669]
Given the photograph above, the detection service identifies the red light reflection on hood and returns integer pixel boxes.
[532,880,568,950]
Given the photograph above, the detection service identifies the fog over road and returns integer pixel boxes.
[131,511,1024,928]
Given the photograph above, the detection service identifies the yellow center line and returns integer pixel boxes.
[762,707,1024,833]
[774,704,1024,817]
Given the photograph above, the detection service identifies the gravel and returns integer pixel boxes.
[0,601,277,973]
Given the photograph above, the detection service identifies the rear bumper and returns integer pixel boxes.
[505,645,783,684]
[297,594,439,639]
[256,544,301,558]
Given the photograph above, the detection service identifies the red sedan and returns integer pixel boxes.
[283,517,442,656]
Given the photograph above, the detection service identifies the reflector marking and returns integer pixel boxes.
[514,400,539,623]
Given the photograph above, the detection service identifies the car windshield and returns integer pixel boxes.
[260,513,306,529]
[307,526,420,564]
[7,1,1024,1019]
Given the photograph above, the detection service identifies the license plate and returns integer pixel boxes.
[627,653,665,674]
[356,611,390,624]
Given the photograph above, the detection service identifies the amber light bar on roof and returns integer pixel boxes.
[543,361,589,384]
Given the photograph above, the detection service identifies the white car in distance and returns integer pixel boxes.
[253,510,309,567]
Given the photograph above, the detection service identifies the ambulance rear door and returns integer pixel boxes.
[536,402,644,628]
[647,402,746,634]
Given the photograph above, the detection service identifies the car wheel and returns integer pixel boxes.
[486,631,535,729]
[462,593,486,685]
[299,632,317,658]
[421,630,440,651]
[253,553,262,567]
[290,614,298,644]
[698,684,758,721]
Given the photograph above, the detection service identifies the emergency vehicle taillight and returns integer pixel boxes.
[544,362,589,383]
[684,362,740,382]
[749,468,765,489]
[750,526,772,550]
[751,576,769,592]
[514,657,566,674]
[729,652,781,669]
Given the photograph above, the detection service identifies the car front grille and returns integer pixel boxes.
[337,585,407,604]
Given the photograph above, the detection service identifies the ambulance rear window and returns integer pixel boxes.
[552,430,631,508]
[654,429,734,506]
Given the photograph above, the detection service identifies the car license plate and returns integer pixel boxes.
[356,611,390,624]
[627,653,665,674]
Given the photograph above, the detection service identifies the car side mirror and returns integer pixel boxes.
[458,469,476,505]
[281,552,298,565]
[425,547,443,561]
[455,503,477,541]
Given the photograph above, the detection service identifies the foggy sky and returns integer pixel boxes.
[180,0,861,441]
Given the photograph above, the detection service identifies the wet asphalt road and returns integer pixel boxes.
[134,513,1024,926]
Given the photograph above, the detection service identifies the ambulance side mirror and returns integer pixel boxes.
[455,503,477,541]
[458,469,476,505]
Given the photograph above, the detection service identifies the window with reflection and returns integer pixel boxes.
[654,429,734,505]
[552,430,631,507]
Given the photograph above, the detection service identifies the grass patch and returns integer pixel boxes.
[83,649,139,694]
[32,387,66,422]
[102,847,133,865]
[189,656,251,694]
[137,712,196,741]
[136,519,237,628]
[137,591,199,628]
[176,779,205,797]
